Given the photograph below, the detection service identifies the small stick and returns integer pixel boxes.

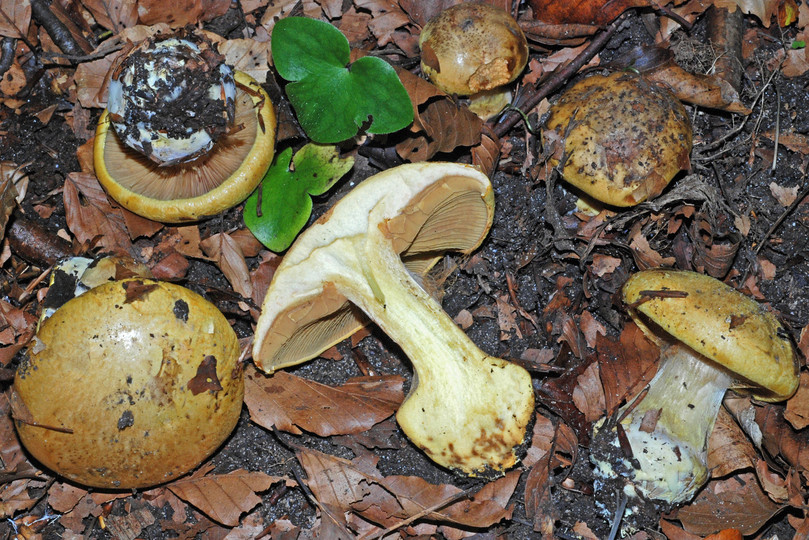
[493,12,627,138]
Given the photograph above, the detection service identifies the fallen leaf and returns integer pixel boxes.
[200,232,253,298]
[137,0,231,27]
[707,406,758,478]
[0,299,37,366]
[82,0,137,32]
[527,0,650,26]
[217,38,272,83]
[785,372,809,429]
[597,322,660,415]
[677,473,783,536]
[769,181,800,207]
[713,0,781,27]
[245,367,404,436]
[0,0,31,39]
[168,469,285,527]
[572,361,606,422]
[63,172,134,254]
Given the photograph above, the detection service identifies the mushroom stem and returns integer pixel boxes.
[334,206,534,474]
[614,343,731,503]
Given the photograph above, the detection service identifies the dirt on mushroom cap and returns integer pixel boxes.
[542,71,692,207]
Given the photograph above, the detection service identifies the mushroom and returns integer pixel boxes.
[14,278,243,489]
[419,3,529,120]
[94,32,276,223]
[542,71,692,207]
[252,161,534,474]
[592,269,799,504]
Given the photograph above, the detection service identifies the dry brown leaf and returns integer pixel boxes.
[756,402,809,479]
[713,0,781,27]
[677,473,783,536]
[470,124,501,178]
[63,172,134,254]
[769,181,800,207]
[707,406,758,478]
[572,362,606,422]
[168,469,286,527]
[0,392,28,472]
[0,480,37,518]
[524,433,558,537]
[137,0,231,27]
[628,223,676,270]
[74,52,121,109]
[579,311,606,349]
[217,38,272,83]
[597,322,660,415]
[0,0,31,39]
[46,483,88,514]
[82,0,137,32]
[245,366,405,436]
[200,232,253,298]
[527,0,650,26]
[785,372,809,429]
[755,459,789,502]
[0,299,36,367]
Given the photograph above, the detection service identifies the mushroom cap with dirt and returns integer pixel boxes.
[542,71,692,207]
[419,2,529,119]
[592,269,799,504]
[94,49,276,223]
[13,278,244,489]
[252,161,535,475]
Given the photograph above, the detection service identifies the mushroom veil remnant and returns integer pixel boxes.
[542,71,692,207]
[94,31,276,223]
[592,269,799,504]
[13,278,244,489]
[252,162,535,475]
[419,3,529,119]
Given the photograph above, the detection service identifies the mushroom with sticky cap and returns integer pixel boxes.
[94,33,276,223]
[592,269,799,504]
[252,161,535,474]
[419,3,529,120]
[542,71,692,207]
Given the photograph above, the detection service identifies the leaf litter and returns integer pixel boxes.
[1,0,809,538]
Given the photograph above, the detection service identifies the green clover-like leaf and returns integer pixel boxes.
[271,17,413,143]
[244,143,354,252]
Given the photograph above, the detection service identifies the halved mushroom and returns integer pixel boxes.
[542,71,692,207]
[592,269,799,504]
[14,278,243,489]
[94,37,276,223]
[252,162,535,474]
[419,3,529,119]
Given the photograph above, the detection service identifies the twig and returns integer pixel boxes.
[493,12,628,138]
[0,38,15,79]
[606,491,628,540]
[30,0,86,57]
[7,213,73,267]
[753,175,809,258]
[772,84,780,172]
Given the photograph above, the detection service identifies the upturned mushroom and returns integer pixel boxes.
[592,269,799,504]
[252,162,534,474]
[542,71,692,207]
[14,278,243,489]
[419,3,529,120]
[94,32,276,223]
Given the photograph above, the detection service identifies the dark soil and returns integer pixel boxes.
[1,4,808,539]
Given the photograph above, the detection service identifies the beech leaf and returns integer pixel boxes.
[245,367,405,436]
[167,469,285,527]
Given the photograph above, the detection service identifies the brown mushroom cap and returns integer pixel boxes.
[623,269,799,401]
[14,279,243,489]
[419,3,528,97]
[542,71,692,207]
[253,162,495,373]
[94,71,276,223]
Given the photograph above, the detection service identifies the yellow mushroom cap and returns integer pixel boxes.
[542,71,692,207]
[14,279,243,489]
[623,269,799,401]
[94,71,276,223]
[419,3,528,97]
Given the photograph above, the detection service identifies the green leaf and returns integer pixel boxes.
[271,17,413,143]
[791,40,806,49]
[243,143,354,252]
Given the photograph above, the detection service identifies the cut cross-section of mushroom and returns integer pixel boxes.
[592,269,799,504]
[95,70,276,223]
[253,162,535,475]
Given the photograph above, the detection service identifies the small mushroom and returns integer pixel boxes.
[419,3,529,120]
[14,278,243,489]
[592,269,799,504]
[94,32,276,223]
[252,162,535,475]
[542,71,692,207]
